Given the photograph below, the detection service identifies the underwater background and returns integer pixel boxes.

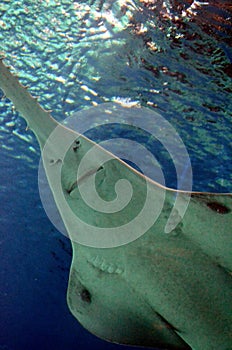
[0,1,231,350]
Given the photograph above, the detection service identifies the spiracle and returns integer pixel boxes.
[207,201,230,214]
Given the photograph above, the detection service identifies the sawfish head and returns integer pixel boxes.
[42,109,232,350]
[64,166,232,350]
[65,190,232,350]
[0,58,231,350]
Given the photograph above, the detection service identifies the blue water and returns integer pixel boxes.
[1,154,137,350]
[0,1,231,350]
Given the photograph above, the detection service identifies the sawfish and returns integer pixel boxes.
[0,57,231,350]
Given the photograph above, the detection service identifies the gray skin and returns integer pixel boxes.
[0,58,231,350]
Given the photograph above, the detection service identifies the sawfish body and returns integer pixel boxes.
[0,58,231,350]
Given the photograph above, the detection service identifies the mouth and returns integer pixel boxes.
[67,166,104,194]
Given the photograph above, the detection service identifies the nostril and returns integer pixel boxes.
[66,181,77,195]
[73,140,81,152]
[97,166,104,172]
[80,288,92,303]
[49,158,62,165]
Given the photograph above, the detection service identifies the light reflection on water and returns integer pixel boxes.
[0,0,231,191]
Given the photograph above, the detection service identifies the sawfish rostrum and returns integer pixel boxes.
[0,58,231,350]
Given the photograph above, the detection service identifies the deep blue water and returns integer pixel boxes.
[1,154,138,350]
[0,1,231,350]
